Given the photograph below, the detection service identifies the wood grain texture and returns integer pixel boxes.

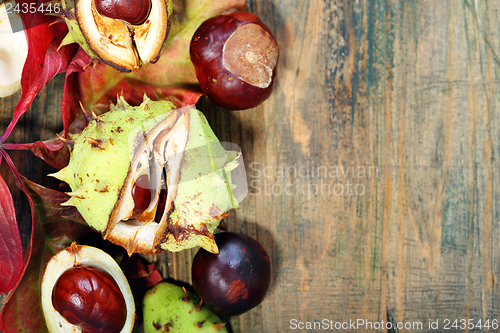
[2,0,500,332]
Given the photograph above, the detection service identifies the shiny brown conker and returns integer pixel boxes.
[190,11,279,110]
[52,265,127,333]
[131,173,168,221]
[191,232,271,316]
[130,174,150,219]
[95,0,152,25]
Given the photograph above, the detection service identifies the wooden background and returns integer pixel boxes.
[2,0,500,332]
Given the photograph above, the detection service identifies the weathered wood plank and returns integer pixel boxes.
[223,0,500,331]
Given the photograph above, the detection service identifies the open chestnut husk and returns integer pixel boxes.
[190,11,279,110]
[41,242,135,332]
[60,0,171,71]
[50,97,241,256]
[191,232,271,316]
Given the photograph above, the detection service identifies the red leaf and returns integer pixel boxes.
[0,159,23,295]
[6,49,90,169]
[0,218,50,333]
[3,137,68,170]
[0,21,88,170]
[61,48,91,137]
[18,0,68,70]
[23,178,89,251]
[0,36,77,142]
[0,151,38,332]
[77,0,246,112]
[30,138,70,171]
[0,0,79,143]
[6,49,92,171]
[121,256,163,288]
[0,178,90,332]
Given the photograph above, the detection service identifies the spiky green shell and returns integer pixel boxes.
[143,282,227,333]
[51,96,240,255]
[52,97,176,233]
[166,112,239,250]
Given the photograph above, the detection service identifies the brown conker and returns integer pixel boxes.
[95,0,152,25]
[130,174,150,219]
[52,265,127,333]
[191,232,271,316]
[190,11,279,110]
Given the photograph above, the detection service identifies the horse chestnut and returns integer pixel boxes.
[130,173,169,221]
[52,265,127,333]
[190,11,279,110]
[95,0,152,25]
[130,174,151,219]
[191,232,271,316]
[41,243,135,333]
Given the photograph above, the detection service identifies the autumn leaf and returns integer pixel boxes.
[0,0,79,143]
[0,152,41,332]
[9,48,91,170]
[0,160,23,295]
[0,220,50,333]
[0,178,90,332]
[26,137,70,171]
[0,36,77,142]
[0,0,87,173]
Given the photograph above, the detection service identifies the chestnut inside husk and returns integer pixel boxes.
[41,242,135,333]
[95,0,152,25]
[52,266,127,333]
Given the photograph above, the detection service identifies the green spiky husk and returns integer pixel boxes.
[51,97,240,254]
[52,98,176,232]
[143,282,228,333]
